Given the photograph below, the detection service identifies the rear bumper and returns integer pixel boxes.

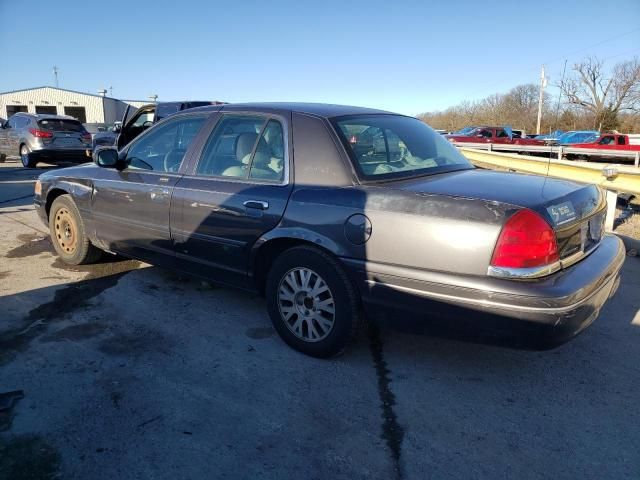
[30,147,91,162]
[342,234,625,349]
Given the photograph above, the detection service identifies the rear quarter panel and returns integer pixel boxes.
[272,185,508,277]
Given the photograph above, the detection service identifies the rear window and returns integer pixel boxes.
[38,119,84,132]
[332,115,473,180]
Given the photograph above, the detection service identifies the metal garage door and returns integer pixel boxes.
[64,106,86,123]
[6,105,27,117]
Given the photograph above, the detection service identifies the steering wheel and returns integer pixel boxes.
[163,149,184,172]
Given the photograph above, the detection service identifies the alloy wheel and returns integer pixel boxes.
[20,146,29,167]
[278,267,335,342]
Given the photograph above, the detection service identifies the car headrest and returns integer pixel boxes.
[235,132,258,162]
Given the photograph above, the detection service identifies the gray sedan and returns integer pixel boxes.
[33,103,624,357]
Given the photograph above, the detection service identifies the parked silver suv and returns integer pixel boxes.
[0,113,92,168]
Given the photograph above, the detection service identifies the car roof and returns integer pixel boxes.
[185,102,399,118]
[14,112,77,121]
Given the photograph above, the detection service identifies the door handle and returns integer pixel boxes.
[150,187,170,200]
[243,200,269,210]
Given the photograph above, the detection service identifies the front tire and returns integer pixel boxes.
[266,246,361,358]
[20,145,37,168]
[49,195,102,265]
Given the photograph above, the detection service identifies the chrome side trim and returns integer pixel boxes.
[487,261,562,279]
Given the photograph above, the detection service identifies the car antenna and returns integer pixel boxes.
[546,59,568,178]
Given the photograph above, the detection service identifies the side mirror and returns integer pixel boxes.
[112,123,122,133]
[93,147,119,168]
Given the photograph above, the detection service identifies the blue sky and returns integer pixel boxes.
[1,0,638,115]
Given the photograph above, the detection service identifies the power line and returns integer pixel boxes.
[461,28,640,100]
[544,28,640,67]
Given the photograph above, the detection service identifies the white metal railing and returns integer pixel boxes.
[450,142,640,168]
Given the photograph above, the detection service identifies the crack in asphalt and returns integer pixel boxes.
[368,321,405,480]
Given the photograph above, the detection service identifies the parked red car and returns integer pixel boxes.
[569,133,640,151]
[446,127,544,146]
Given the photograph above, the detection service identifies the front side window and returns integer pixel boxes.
[333,115,473,180]
[196,115,286,183]
[126,115,206,172]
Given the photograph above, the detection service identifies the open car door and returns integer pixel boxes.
[117,104,155,150]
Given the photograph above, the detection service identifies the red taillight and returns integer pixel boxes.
[29,128,53,138]
[81,132,92,141]
[491,209,559,269]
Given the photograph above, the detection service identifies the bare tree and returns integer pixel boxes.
[560,56,640,129]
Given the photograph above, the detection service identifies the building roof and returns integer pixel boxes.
[0,85,146,103]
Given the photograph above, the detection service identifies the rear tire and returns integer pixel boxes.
[266,245,361,358]
[49,195,102,265]
[20,144,37,168]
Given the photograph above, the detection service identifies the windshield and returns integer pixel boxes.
[560,131,599,144]
[332,115,473,181]
[83,123,115,134]
[453,126,475,135]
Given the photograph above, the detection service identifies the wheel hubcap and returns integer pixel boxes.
[54,207,77,255]
[278,267,335,342]
[21,147,29,166]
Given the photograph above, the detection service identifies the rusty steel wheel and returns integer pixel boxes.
[53,207,78,255]
[48,194,102,265]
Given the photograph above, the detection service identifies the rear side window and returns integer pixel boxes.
[196,116,285,182]
[248,120,285,182]
[38,119,84,132]
[333,115,472,180]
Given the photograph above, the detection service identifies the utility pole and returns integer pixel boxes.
[536,65,547,135]
[53,66,59,88]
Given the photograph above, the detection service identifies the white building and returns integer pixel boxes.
[0,86,148,123]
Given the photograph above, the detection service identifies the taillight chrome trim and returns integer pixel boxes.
[488,261,562,279]
[488,237,604,280]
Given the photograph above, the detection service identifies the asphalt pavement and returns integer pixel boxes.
[1,159,639,479]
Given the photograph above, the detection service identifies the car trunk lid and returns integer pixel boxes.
[390,168,606,262]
